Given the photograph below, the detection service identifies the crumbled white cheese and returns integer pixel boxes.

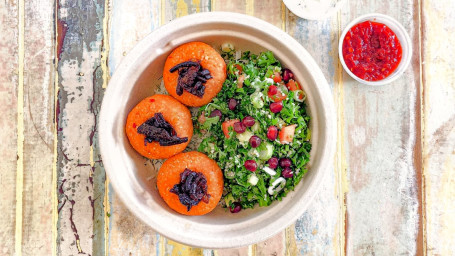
[248,174,259,186]
[264,77,274,85]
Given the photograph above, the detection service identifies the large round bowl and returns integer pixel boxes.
[99,12,335,248]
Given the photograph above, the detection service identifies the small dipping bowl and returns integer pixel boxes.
[338,13,412,86]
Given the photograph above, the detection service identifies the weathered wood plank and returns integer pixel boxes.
[107,0,160,254]
[162,0,211,25]
[215,247,249,256]
[286,10,344,256]
[55,0,109,255]
[0,0,19,255]
[252,0,284,28]
[254,232,286,256]
[21,0,55,254]
[421,0,455,255]
[340,1,422,255]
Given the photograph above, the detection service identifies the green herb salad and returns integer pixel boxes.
[194,45,312,213]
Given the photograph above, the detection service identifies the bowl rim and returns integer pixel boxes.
[99,11,336,248]
[338,13,412,86]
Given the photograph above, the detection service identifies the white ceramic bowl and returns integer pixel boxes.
[99,12,335,248]
[338,13,412,86]
[283,0,346,20]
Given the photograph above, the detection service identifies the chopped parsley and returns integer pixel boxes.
[194,49,311,211]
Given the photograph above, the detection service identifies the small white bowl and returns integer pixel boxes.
[338,13,412,86]
[100,12,335,248]
[283,0,346,20]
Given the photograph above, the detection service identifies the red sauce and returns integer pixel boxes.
[342,21,402,81]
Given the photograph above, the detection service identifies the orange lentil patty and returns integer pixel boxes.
[125,94,193,159]
[157,151,223,215]
[163,41,227,107]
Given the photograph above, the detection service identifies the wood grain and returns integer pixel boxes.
[0,0,19,255]
[22,0,55,255]
[421,0,455,255]
[55,0,109,255]
[340,1,422,255]
[286,11,344,256]
[107,0,160,254]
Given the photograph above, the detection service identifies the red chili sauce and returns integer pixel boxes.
[342,21,402,81]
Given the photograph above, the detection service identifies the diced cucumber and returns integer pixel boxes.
[250,91,264,108]
[251,122,260,132]
[236,130,253,142]
[248,148,260,158]
[258,143,274,160]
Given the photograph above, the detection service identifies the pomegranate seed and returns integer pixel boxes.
[242,116,255,127]
[230,202,242,213]
[249,135,261,148]
[267,126,278,140]
[268,85,278,95]
[268,157,279,169]
[282,68,294,83]
[228,98,237,110]
[244,160,257,172]
[279,158,292,168]
[209,109,223,120]
[270,101,283,113]
[282,167,294,178]
[233,121,246,133]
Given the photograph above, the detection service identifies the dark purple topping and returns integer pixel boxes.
[270,101,283,113]
[233,121,246,134]
[268,157,279,169]
[282,167,294,178]
[229,202,242,213]
[267,126,278,140]
[228,98,237,110]
[249,135,261,148]
[137,112,188,146]
[244,160,258,172]
[242,116,255,127]
[209,109,223,120]
[282,68,294,83]
[170,168,211,211]
[170,60,212,98]
[279,158,292,168]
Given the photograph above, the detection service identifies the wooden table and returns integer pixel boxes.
[1,0,454,255]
